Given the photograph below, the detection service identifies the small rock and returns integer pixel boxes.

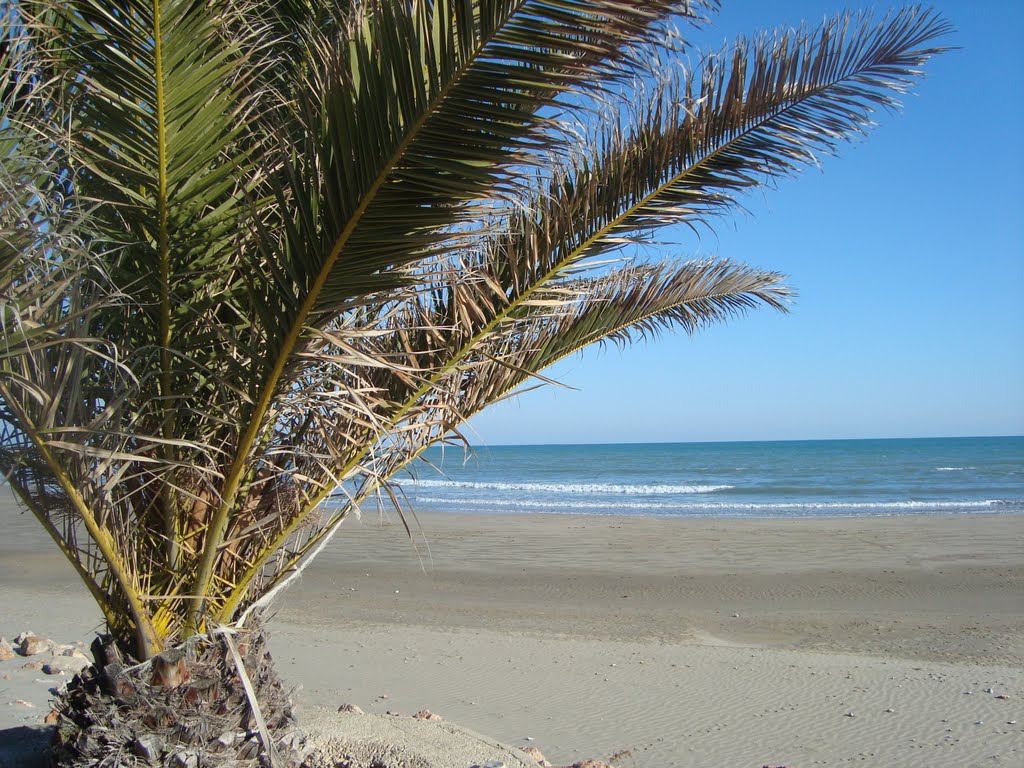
[884,707,895,713]
[21,661,44,671]
[844,711,856,718]
[413,709,442,721]
[43,655,91,676]
[571,761,616,768]
[983,687,994,693]
[18,634,53,657]
[731,613,740,618]
[386,710,401,716]
[1009,720,1018,725]
[13,699,35,708]
[994,693,1010,700]
[337,703,364,714]
[470,762,505,768]
[44,710,59,724]
[0,638,15,661]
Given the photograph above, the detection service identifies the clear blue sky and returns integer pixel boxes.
[467,0,1024,446]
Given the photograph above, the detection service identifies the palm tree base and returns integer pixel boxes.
[49,621,304,767]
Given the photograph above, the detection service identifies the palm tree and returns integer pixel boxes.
[1,0,948,764]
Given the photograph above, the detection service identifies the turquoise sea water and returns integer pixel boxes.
[393,436,1024,519]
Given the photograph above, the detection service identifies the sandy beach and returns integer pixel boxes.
[2,496,1022,766]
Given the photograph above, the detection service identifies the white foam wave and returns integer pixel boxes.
[935,466,974,471]
[410,479,732,495]
[413,496,1016,513]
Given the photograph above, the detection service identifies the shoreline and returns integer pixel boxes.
[2,500,1022,766]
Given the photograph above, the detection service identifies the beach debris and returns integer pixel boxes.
[413,708,442,721]
[844,711,856,717]
[983,687,994,693]
[994,693,1010,699]
[386,710,402,716]
[884,707,895,713]
[569,761,616,768]
[1008,720,1018,725]
[16,633,54,656]
[0,637,15,661]
[519,745,551,766]
[337,703,364,714]
[731,613,740,618]
[470,762,505,768]
[12,699,35,707]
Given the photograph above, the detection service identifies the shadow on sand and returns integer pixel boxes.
[0,724,52,767]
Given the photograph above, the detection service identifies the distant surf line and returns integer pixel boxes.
[408,479,733,495]
[409,495,1017,515]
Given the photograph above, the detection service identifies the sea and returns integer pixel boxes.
[389,436,1024,519]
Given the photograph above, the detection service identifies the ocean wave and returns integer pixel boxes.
[408,479,733,495]
[935,466,974,471]
[412,495,1017,513]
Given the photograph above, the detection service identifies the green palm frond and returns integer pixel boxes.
[281,0,718,308]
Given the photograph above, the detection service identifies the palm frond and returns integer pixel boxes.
[189,0,722,620]
[0,1,951,658]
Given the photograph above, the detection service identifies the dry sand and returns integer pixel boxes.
[2,496,1022,766]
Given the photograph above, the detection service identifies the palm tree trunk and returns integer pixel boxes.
[51,619,303,767]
